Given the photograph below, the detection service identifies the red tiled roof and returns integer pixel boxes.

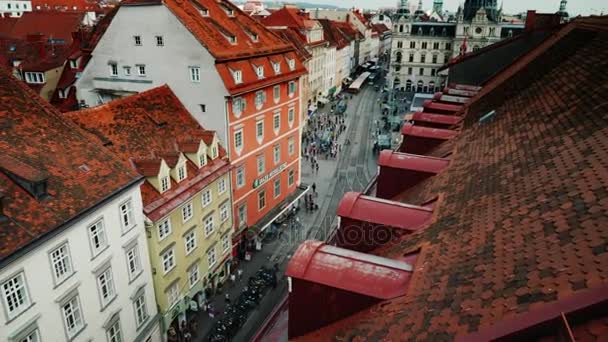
[1,11,84,43]
[64,85,231,221]
[261,5,316,30]
[269,27,312,61]
[317,19,349,50]
[31,0,101,11]
[371,23,389,34]
[295,16,608,341]
[332,21,363,41]
[0,67,141,263]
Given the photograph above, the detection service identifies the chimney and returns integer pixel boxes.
[525,10,536,31]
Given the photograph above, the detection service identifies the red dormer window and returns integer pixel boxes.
[232,70,242,84]
[272,62,280,74]
[287,58,295,70]
[256,65,264,79]
[69,59,78,69]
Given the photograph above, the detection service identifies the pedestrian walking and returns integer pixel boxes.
[315,163,319,173]
[225,293,230,304]
[237,268,243,280]
[312,183,316,194]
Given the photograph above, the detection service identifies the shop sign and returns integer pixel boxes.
[253,163,287,188]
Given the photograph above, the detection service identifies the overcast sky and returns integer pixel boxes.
[301,0,607,16]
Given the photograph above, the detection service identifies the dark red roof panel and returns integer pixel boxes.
[432,92,470,104]
[378,150,449,174]
[286,240,417,300]
[401,124,458,140]
[443,87,478,97]
[422,100,463,113]
[336,192,433,231]
[409,111,463,126]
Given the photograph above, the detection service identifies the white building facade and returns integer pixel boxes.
[0,185,162,342]
[0,0,31,17]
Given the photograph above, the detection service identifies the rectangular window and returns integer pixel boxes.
[236,166,245,188]
[184,230,197,255]
[107,319,122,342]
[238,203,247,227]
[20,329,39,342]
[288,81,296,95]
[256,66,264,78]
[126,244,142,279]
[233,70,242,83]
[62,296,84,337]
[51,243,73,283]
[288,107,295,124]
[178,165,186,181]
[156,35,164,46]
[166,282,179,307]
[258,190,266,210]
[158,219,171,240]
[202,189,212,207]
[408,67,413,75]
[133,35,142,46]
[256,120,264,140]
[182,202,193,222]
[273,178,281,198]
[445,43,452,51]
[199,153,207,167]
[220,202,229,222]
[160,176,170,192]
[207,247,216,267]
[222,234,230,252]
[421,42,428,49]
[432,55,438,64]
[123,66,131,76]
[120,200,135,232]
[444,55,449,64]
[288,136,295,155]
[288,58,295,70]
[161,248,175,274]
[97,267,116,306]
[257,154,265,175]
[409,53,414,62]
[273,85,280,101]
[409,41,415,48]
[273,113,280,131]
[1,273,30,318]
[232,97,245,116]
[134,293,148,327]
[419,68,424,76]
[200,104,206,113]
[110,63,118,77]
[420,54,426,63]
[189,66,200,82]
[431,68,436,76]
[397,41,403,48]
[218,177,227,194]
[273,144,280,164]
[88,219,108,256]
[234,130,243,151]
[288,169,294,186]
[433,42,439,50]
[136,64,146,76]
[188,264,199,288]
[204,215,214,236]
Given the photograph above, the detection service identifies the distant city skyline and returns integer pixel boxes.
[281,0,607,16]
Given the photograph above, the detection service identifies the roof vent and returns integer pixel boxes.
[479,110,497,124]
[0,156,49,201]
[79,164,90,173]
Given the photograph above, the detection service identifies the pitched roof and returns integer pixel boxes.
[261,5,317,30]
[269,27,312,61]
[0,11,84,43]
[295,16,608,341]
[0,67,141,265]
[332,21,363,41]
[317,19,349,50]
[64,85,231,221]
[31,0,101,12]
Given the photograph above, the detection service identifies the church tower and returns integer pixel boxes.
[463,0,499,22]
[433,0,443,13]
[558,0,569,22]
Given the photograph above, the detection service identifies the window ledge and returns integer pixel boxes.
[100,295,118,313]
[52,271,78,290]
[66,323,87,342]
[4,302,36,325]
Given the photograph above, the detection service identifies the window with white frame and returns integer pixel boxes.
[258,190,266,210]
[126,244,142,279]
[160,176,170,192]
[220,202,229,222]
[19,329,39,342]
[88,219,108,256]
[185,230,197,255]
[273,112,280,132]
[288,81,296,95]
[158,219,171,240]
[107,319,122,342]
[273,178,281,198]
[204,215,214,236]
[182,202,193,222]
[166,282,179,307]
[218,177,227,194]
[136,64,146,76]
[211,145,218,159]
[24,72,45,84]
[120,200,135,231]
[288,136,295,155]
[222,234,230,252]
[156,35,164,46]
[273,85,280,102]
[288,107,295,125]
[134,292,148,327]
[273,144,280,164]
[123,66,131,76]
[51,243,73,283]
[109,64,118,77]
[256,65,264,78]
[257,154,265,175]
[70,59,78,69]
[188,264,199,288]
[199,152,207,167]
[255,90,266,108]
[62,295,84,338]
[1,272,30,319]
[287,58,295,70]
[189,66,201,82]
[273,62,280,74]
[202,189,212,207]
[237,203,247,226]
[236,166,245,188]
[177,164,187,181]
[256,120,264,141]
[234,129,243,152]
[97,267,116,307]
[233,70,242,83]
[207,247,216,267]
[161,248,175,274]
[288,169,295,186]
[133,35,142,46]
[232,97,245,116]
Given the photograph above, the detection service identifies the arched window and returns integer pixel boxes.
[417,27,423,35]
[399,25,404,33]
[394,78,401,87]
[417,80,424,92]
[405,79,412,91]
[395,51,403,63]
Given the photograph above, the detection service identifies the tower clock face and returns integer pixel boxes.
[475,27,483,34]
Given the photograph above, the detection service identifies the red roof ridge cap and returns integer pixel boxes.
[359,193,434,213]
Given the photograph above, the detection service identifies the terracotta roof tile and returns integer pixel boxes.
[64,85,231,221]
[0,67,141,263]
[1,11,84,43]
[31,0,101,12]
[294,17,608,341]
